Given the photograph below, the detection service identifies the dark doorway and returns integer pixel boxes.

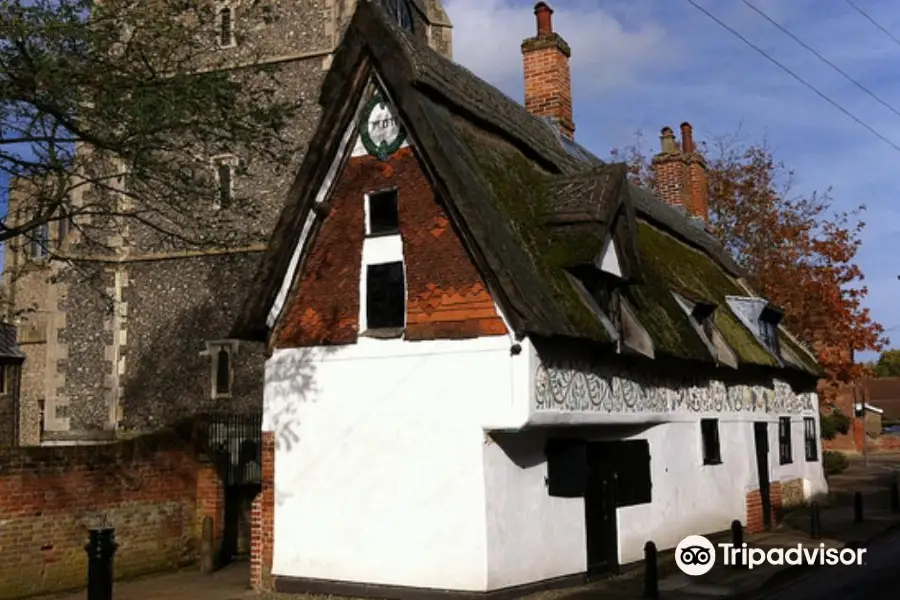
[584,443,619,576]
[753,422,772,531]
[205,413,263,567]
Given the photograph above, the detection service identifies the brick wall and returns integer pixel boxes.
[250,431,274,590]
[745,481,782,534]
[0,425,222,599]
[275,147,506,348]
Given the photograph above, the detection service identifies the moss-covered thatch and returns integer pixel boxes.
[238,0,820,381]
[452,121,612,342]
[630,222,778,367]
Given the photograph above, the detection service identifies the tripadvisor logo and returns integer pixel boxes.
[675,535,867,576]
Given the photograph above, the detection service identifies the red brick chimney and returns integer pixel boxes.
[521,2,574,139]
[651,123,709,223]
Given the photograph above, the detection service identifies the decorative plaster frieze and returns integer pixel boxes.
[534,358,815,415]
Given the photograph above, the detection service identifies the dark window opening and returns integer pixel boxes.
[693,302,716,341]
[29,223,49,259]
[215,347,231,396]
[701,418,722,465]
[545,439,652,506]
[0,364,7,395]
[615,439,652,507]
[576,268,623,331]
[58,213,70,244]
[367,189,399,236]
[545,438,587,498]
[216,161,233,207]
[804,417,818,461]
[366,261,405,329]
[219,7,233,46]
[778,417,793,464]
[759,307,782,355]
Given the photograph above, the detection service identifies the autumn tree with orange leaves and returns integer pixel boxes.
[611,132,887,399]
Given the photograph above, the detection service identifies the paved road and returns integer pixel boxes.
[759,528,900,599]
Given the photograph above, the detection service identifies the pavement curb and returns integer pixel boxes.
[729,520,900,600]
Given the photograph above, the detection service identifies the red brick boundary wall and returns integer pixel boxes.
[0,423,223,600]
[824,417,900,453]
[250,431,275,589]
[746,481,783,534]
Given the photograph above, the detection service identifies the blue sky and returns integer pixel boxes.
[446,0,900,360]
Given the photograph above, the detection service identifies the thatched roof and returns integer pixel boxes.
[232,0,820,380]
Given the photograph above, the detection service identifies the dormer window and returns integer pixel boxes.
[758,306,782,355]
[218,6,235,47]
[596,283,622,331]
[692,302,716,341]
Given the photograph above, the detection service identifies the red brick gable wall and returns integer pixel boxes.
[275,146,507,348]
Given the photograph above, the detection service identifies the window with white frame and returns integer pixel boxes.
[360,189,406,334]
[218,5,235,47]
[212,155,237,208]
[366,262,405,329]
[366,189,399,236]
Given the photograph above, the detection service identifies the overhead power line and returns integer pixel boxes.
[845,0,900,49]
[742,0,900,121]
[684,0,900,155]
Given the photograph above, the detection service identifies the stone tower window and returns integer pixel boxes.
[216,347,230,395]
[212,155,238,209]
[205,340,238,399]
[29,223,50,260]
[383,0,414,32]
[218,6,235,47]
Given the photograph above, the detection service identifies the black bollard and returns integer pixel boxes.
[85,527,118,600]
[891,481,900,514]
[854,491,864,523]
[810,501,822,539]
[643,541,659,599]
[730,520,744,569]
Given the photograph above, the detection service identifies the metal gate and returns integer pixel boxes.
[203,413,262,563]
[204,413,263,485]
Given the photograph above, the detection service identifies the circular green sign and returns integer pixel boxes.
[359,94,406,160]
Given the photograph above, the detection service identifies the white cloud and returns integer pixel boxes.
[444,0,673,98]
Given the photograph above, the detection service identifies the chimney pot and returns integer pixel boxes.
[534,2,553,36]
[680,122,694,153]
[659,127,678,154]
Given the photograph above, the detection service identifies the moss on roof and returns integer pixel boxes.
[453,124,611,342]
[631,220,779,367]
[780,332,821,374]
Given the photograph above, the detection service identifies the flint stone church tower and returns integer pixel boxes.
[2,0,452,445]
